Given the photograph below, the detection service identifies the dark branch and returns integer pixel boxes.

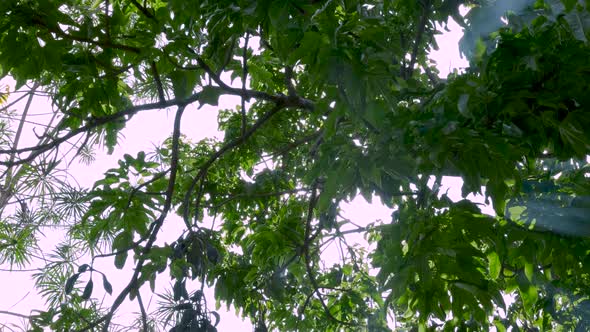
[212,188,310,210]
[32,17,141,54]
[302,182,354,327]
[0,310,33,320]
[150,61,166,104]
[241,33,250,136]
[182,103,286,228]
[285,66,297,96]
[405,0,432,80]
[0,87,224,166]
[424,66,440,85]
[136,291,149,332]
[77,106,186,332]
[130,0,156,20]
[197,58,314,110]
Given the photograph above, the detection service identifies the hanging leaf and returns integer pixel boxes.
[114,251,128,270]
[102,274,113,295]
[65,273,80,294]
[78,264,90,273]
[487,252,501,280]
[199,86,222,107]
[211,311,221,327]
[81,279,94,300]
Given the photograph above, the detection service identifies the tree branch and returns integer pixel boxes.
[241,33,250,136]
[136,291,149,332]
[405,0,432,80]
[77,106,186,332]
[285,66,297,97]
[196,57,314,110]
[0,310,33,320]
[32,17,141,54]
[0,89,212,166]
[130,0,156,20]
[182,103,286,228]
[302,182,354,327]
[211,188,310,210]
[151,61,166,104]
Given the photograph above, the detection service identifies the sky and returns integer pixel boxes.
[0,12,476,332]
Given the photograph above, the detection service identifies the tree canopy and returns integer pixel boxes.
[0,0,590,331]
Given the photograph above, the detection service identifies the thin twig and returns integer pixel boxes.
[4,83,39,184]
[78,106,186,332]
[285,66,297,96]
[137,291,149,332]
[0,310,32,319]
[197,58,314,110]
[31,17,141,54]
[301,182,354,327]
[212,188,309,210]
[241,33,250,136]
[151,61,166,104]
[104,0,111,42]
[182,103,285,229]
[130,0,156,20]
[405,0,432,80]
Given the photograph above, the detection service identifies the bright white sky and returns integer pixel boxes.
[0,14,481,331]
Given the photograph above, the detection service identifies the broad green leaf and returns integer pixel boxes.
[114,251,128,270]
[199,86,222,107]
[457,94,470,117]
[487,252,501,280]
[524,262,534,282]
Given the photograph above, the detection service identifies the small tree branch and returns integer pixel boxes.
[212,188,310,210]
[136,291,149,332]
[151,61,166,104]
[301,182,354,327]
[0,310,33,319]
[0,89,213,166]
[405,0,432,80]
[197,58,314,110]
[77,106,186,332]
[182,103,285,228]
[104,0,111,42]
[130,0,156,20]
[4,83,39,185]
[241,33,250,136]
[285,66,297,96]
[31,17,141,54]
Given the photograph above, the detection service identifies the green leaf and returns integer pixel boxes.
[102,274,113,295]
[199,86,222,107]
[129,285,138,301]
[524,262,533,282]
[78,264,90,273]
[112,231,133,251]
[81,279,93,300]
[494,319,507,332]
[562,0,577,11]
[114,251,128,269]
[457,94,470,117]
[518,275,538,314]
[211,311,220,327]
[65,273,80,294]
[169,70,198,99]
[487,252,501,280]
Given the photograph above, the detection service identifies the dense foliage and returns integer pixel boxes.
[0,0,589,330]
